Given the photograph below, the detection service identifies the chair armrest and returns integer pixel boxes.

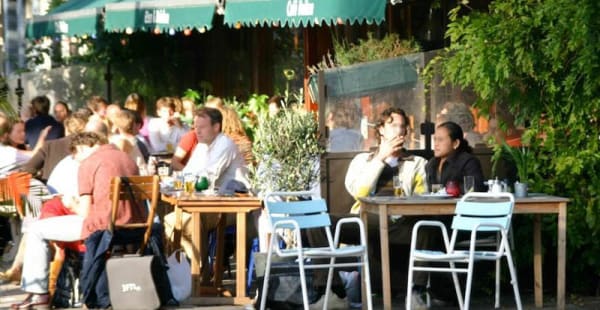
[333,217,367,248]
[271,219,302,257]
[410,220,451,253]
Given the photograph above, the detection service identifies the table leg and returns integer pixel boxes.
[236,212,247,299]
[379,204,391,310]
[533,214,542,307]
[192,212,203,291]
[360,210,369,310]
[557,203,567,309]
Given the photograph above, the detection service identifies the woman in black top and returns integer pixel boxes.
[426,121,486,194]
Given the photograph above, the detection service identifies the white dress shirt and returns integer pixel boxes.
[182,133,248,187]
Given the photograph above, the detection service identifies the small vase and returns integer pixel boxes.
[514,182,528,198]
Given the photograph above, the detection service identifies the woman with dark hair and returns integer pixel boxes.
[425,121,485,194]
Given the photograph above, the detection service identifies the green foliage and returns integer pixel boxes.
[182,88,201,103]
[491,142,535,184]
[333,33,420,66]
[0,77,16,118]
[48,0,66,11]
[251,107,325,194]
[429,0,600,292]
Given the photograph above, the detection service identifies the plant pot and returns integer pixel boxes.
[514,182,528,198]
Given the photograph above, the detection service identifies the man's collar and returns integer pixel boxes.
[206,133,224,150]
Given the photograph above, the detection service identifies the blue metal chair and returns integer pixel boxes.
[260,191,373,310]
[406,192,522,310]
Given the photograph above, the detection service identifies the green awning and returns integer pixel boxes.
[105,0,216,32]
[26,0,112,38]
[224,0,386,27]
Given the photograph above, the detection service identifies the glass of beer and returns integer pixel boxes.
[393,176,403,196]
[172,171,183,191]
[183,174,196,194]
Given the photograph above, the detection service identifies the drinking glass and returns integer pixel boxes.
[393,176,403,196]
[183,174,196,194]
[206,171,217,194]
[463,176,475,194]
[172,171,183,191]
[431,183,442,194]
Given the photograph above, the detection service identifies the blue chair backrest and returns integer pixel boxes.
[264,191,331,230]
[451,192,515,232]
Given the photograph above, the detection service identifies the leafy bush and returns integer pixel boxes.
[429,0,600,293]
[251,107,324,194]
[334,33,420,66]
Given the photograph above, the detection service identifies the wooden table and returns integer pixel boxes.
[359,194,569,310]
[162,193,262,305]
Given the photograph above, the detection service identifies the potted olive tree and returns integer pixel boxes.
[251,106,324,194]
[251,104,325,251]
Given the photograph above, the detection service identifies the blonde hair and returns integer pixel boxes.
[155,96,176,111]
[124,93,146,116]
[112,109,136,134]
[173,97,183,114]
[205,97,224,109]
[221,106,247,137]
[64,111,89,135]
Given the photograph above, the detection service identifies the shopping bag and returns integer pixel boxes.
[166,249,192,302]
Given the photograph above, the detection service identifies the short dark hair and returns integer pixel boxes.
[69,132,108,153]
[195,107,222,130]
[375,107,410,142]
[31,96,51,115]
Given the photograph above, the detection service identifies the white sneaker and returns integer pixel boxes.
[309,292,347,309]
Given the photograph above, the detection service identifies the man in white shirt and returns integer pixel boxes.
[182,108,247,187]
[165,107,248,283]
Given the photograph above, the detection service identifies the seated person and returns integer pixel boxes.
[164,107,248,283]
[326,99,364,152]
[408,121,486,307]
[345,107,430,304]
[346,107,428,213]
[426,121,486,193]
[148,97,187,153]
[109,109,147,169]
[25,96,64,148]
[10,132,142,309]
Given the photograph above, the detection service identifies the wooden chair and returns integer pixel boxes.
[109,175,160,253]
